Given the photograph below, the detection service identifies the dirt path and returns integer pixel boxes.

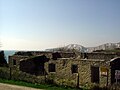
[0,83,44,90]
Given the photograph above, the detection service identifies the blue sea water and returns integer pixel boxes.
[4,50,16,62]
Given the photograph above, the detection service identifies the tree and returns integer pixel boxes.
[0,51,8,67]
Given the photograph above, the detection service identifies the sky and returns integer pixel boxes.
[0,0,120,50]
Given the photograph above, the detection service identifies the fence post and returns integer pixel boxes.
[10,67,12,79]
[77,73,79,88]
[106,69,109,86]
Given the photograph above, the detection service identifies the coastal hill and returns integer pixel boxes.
[46,42,120,53]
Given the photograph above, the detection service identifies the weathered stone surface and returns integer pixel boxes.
[8,51,120,88]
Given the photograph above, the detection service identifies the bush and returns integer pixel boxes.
[0,67,9,79]
[0,67,45,84]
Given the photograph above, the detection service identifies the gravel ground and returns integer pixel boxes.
[0,83,44,90]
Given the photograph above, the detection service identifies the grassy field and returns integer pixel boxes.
[0,78,82,90]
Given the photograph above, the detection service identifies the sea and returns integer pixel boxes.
[3,50,16,63]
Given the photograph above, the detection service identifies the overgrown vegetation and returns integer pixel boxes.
[0,78,81,90]
[0,67,120,90]
[0,67,81,90]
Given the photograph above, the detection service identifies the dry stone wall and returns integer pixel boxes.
[8,51,120,87]
[44,58,111,87]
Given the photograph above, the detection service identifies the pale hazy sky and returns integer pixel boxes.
[0,0,120,50]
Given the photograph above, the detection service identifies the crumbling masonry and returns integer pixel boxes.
[9,51,120,87]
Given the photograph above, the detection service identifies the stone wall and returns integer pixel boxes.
[14,51,76,59]
[8,51,120,87]
[19,55,49,75]
[9,55,29,69]
[45,59,79,87]
[8,51,76,69]
[44,58,111,87]
[81,53,117,60]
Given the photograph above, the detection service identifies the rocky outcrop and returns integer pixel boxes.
[87,42,120,52]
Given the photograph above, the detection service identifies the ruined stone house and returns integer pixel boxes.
[9,51,120,87]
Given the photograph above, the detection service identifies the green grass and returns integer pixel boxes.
[0,78,81,90]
